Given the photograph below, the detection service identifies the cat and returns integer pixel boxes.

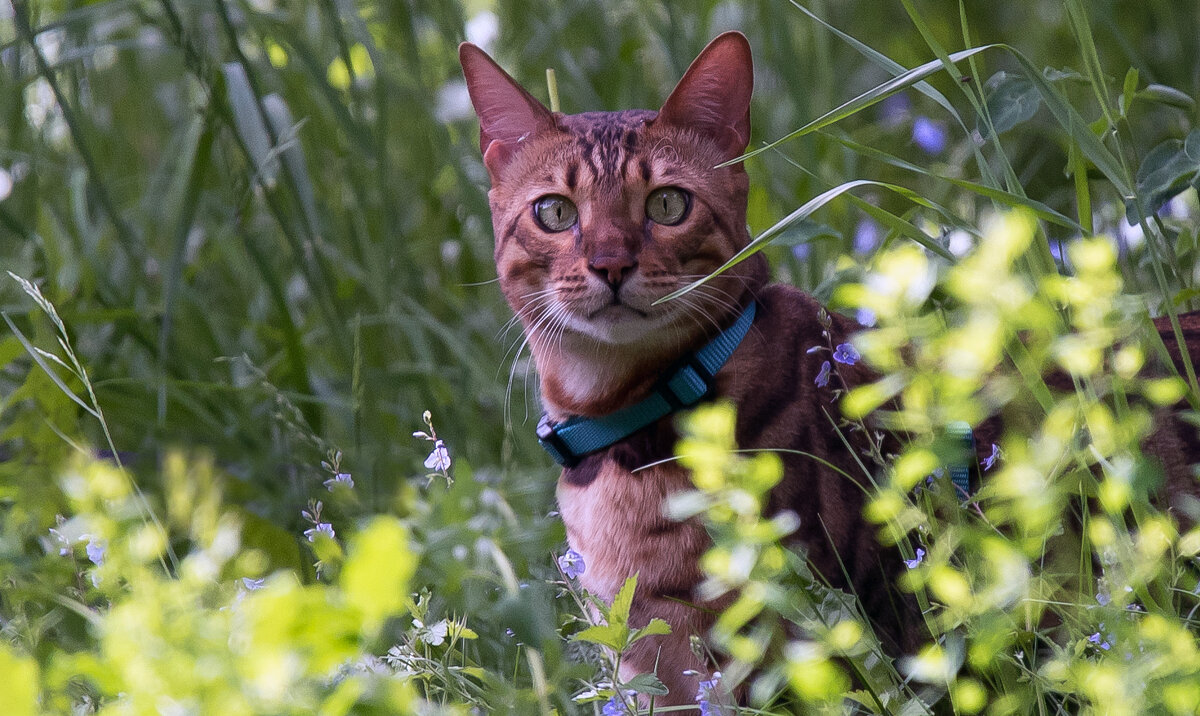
[459,32,1200,708]
[459,32,914,706]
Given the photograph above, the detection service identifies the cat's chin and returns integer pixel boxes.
[565,305,675,347]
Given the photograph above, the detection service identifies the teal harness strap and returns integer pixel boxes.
[537,302,757,467]
[947,421,976,499]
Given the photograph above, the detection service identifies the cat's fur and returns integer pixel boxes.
[460,34,1199,707]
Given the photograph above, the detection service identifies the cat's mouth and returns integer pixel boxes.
[588,297,649,319]
[588,291,652,319]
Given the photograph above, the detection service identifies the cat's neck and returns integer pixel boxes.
[531,299,751,420]
[535,337,667,419]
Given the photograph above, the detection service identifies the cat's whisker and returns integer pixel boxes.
[502,297,565,425]
[670,296,716,341]
[499,298,552,373]
[672,289,727,335]
[503,334,531,429]
[497,291,558,342]
[537,304,571,363]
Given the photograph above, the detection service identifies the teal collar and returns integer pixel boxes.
[537,302,757,467]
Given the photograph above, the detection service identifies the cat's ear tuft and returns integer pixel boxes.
[459,43,555,176]
[657,32,753,158]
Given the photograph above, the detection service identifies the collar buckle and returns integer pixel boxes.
[655,354,714,411]
[537,413,579,468]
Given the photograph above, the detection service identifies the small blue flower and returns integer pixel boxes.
[1096,591,1111,606]
[832,343,860,366]
[1049,239,1066,264]
[242,577,266,591]
[815,361,832,388]
[85,537,106,566]
[304,522,335,542]
[696,672,724,715]
[853,219,880,254]
[557,549,585,579]
[879,93,911,128]
[912,116,948,154]
[424,440,451,471]
[602,695,626,716]
[1087,631,1112,650]
[323,472,354,491]
[855,308,876,327]
[904,548,925,570]
[922,467,945,489]
[982,444,1001,471]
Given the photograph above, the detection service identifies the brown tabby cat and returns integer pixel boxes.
[459,32,1200,707]
[459,32,911,705]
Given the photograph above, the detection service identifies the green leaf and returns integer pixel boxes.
[823,133,1081,232]
[1138,84,1196,111]
[609,574,638,628]
[657,179,956,305]
[978,71,1041,137]
[731,45,1001,167]
[223,62,277,185]
[1126,129,1200,222]
[237,508,305,572]
[1173,287,1200,306]
[571,623,629,651]
[630,618,672,644]
[732,43,1132,198]
[771,219,838,248]
[1121,67,1139,116]
[624,672,670,696]
[1,311,97,418]
[786,0,967,132]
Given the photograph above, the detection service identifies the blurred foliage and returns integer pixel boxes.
[2,0,1200,712]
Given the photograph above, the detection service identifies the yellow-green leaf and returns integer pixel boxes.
[0,643,39,716]
[572,624,628,651]
[630,618,672,644]
[340,517,417,631]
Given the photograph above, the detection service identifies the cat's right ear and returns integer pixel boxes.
[658,32,754,158]
[459,43,554,176]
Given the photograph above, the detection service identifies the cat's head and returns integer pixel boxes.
[460,33,766,357]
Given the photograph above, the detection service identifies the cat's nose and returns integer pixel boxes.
[588,253,638,289]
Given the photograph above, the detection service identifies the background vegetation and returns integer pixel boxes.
[2,0,1200,713]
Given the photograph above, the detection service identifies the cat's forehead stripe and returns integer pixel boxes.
[561,111,656,190]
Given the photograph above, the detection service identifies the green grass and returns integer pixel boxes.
[2,0,1200,713]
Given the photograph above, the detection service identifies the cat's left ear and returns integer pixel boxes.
[658,32,753,158]
[459,42,555,176]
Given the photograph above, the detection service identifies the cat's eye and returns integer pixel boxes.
[646,187,690,226]
[533,195,578,232]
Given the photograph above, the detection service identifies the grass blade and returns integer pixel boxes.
[657,179,955,304]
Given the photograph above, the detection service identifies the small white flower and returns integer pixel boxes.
[304,522,335,542]
[420,619,449,646]
[323,472,354,491]
[424,440,451,471]
[48,527,71,556]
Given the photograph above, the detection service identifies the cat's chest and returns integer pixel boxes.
[556,459,710,602]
